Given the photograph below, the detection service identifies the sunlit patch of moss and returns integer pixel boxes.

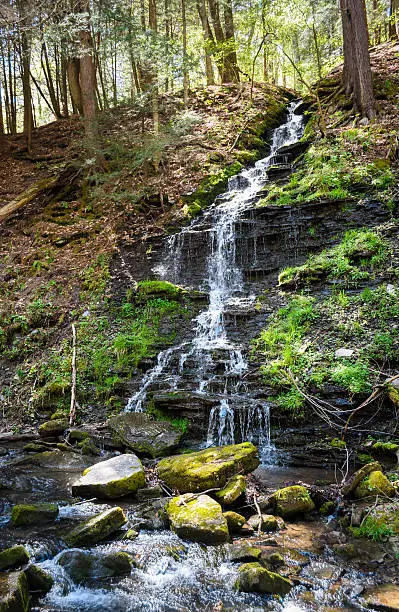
[278,229,389,288]
[257,136,395,208]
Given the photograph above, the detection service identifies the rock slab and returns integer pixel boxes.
[64,506,127,547]
[166,494,229,544]
[157,442,259,493]
[72,453,145,499]
[235,562,292,595]
[11,503,59,526]
[108,413,182,458]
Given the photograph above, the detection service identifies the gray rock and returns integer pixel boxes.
[166,494,229,544]
[0,571,30,612]
[24,564,54,593]
[335,348,355,358]
[57,550,133,582]
[0,546,30,571]
[108,413,182,458]
[72,454,145,499]
[64,506,127,547]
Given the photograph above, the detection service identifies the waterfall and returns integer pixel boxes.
[126,101,305,459]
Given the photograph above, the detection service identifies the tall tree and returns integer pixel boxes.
[340,0,375,119]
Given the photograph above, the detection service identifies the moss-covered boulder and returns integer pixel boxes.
[235,562,292,595]
[64,506,127,547]
[270,486,315,519]
[24,564,54,594]
[72,453,145,499]
[0,571,30,612]
[78,438,101,456]
[215,475,246,506]
[157,442,259,493]
[38,419,68,438]
[341,461,382,498]
[108,413,182,459]
[11,503,59,526]
[57,550,132,582]
[223,511,246,534]
[247,514,285,532]
[165,494,229,544]
[0,546,29,571]
[23,442,51,453]
[228,545,262,563]
[354,470,396,499]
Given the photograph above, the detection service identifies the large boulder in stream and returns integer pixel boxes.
[108,413,182,458]
[0,571,30,612]
[235,562,292,595]
[166,494,229,544]
[23,565,54,594]
[0,546,29,571]
[157,442,259,493]
[341,461,382,498]
[57,550,133,582]
[11,503,59,526]
[269,485,315,518]
[72,453,145,499]
[64,506,127,547]
[38,419,68,439]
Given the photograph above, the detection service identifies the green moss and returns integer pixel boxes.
[11,503,59,526]
[278,229,389,288]
[235,562,292,595]
[182,162,243,217]
[157,442,259,493]
[319,501,336,516]
[258,136,395,208]
[330,438,346,449]
[354,470,396,499]
[166,494,229,544]
[270,485,315,518]
[64,507,127,547]
[372,441,399,455]
[136,280,185,298]
[0,571,30,612]
[215,475,246,505]
[0,546,29,571]
[223,511,246,533]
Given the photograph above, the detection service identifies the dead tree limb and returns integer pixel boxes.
[69,323,77,427]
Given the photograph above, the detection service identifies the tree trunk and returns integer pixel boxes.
[182,0,189,106]
[149,0,159,134]
[197,0,215,85]
[340,0,375,119]
[223,0,239,82]
[67,58,83,114]
[390,0,399,38]
[20,28,33,152]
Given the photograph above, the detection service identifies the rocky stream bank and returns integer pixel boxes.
[0,420,398,611]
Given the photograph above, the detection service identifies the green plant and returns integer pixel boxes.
[330,361,371,394]
[352,516,393,542]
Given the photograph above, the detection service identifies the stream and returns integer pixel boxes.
[0,103,397,611]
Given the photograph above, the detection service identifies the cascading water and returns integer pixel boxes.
[126,102,305,458]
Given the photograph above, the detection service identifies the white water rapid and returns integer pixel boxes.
[126,102,305,458]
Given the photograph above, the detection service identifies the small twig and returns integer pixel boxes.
[177,488,221,506]
[253,495,263,535]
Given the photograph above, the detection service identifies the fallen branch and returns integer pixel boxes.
[69,323,77,427]
[0,176,59,224]
[0,163,83,224]
[342,372,399,438]
[253,495,263,535]
[177,488,221,506]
